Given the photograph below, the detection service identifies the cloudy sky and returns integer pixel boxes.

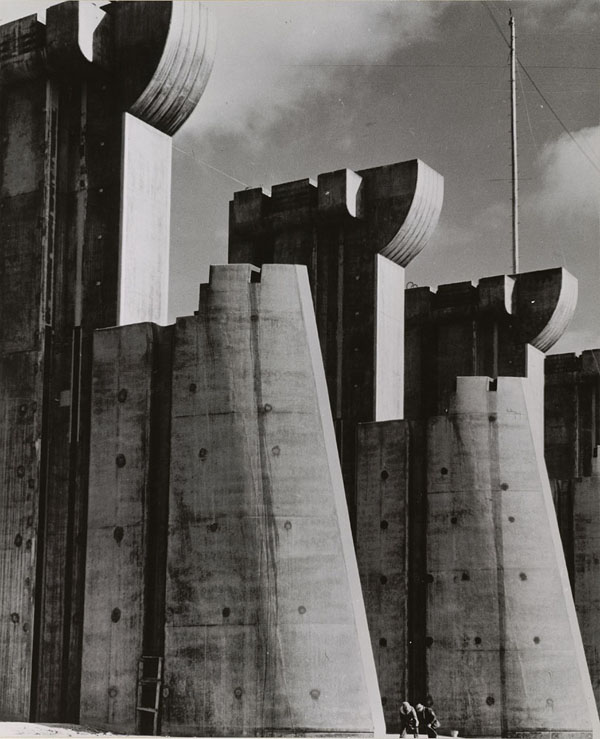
[2,0,599,353]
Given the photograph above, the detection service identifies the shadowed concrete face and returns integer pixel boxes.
[546,350,600,709]
[405,267,577,422]
[162,264,384,736]
[0,0,214,722]
[426,369,599,739]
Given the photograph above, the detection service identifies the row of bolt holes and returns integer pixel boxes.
[440,467,510,492]
[106,685,322,702]
[419,635,541,648]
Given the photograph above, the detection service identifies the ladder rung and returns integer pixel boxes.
[136,707,158,713]
[139,677,162,685]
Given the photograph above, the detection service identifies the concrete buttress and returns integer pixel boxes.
[229,163,443,732]
[162,264,385,737]
[0,0,215,721]
[427,369,599,739]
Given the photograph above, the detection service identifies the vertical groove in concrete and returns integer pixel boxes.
[356,420,410,733]
[426,374,599,739]
[163,264,384,737]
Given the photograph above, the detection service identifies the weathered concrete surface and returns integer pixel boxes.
[163,264,384,737]
[426,368,599,738]
[229,161,443,527]
[80,323,172,734]
[356,420,409,733]
[0,1,214,721]
[546,350,600,706]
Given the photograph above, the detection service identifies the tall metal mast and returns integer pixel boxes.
[509,10,519,273]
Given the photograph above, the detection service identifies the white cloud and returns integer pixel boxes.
[531,125,600,219]
[185,1,445,143]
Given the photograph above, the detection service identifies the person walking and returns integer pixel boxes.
[399,701,419,738]
[416,703,441,738]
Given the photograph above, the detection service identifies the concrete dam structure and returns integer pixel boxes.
[1,1,600,738]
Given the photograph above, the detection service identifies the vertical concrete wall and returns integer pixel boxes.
[375,256,405,422]
[162,264,384,737]
[426,370,599,738]
[356,420,409,732]
[574,459,600,704]
[546,350,600,706]
[0,21,50,717]
[81,323,172,733]
[118,114,172,327]
[0,1,215,721]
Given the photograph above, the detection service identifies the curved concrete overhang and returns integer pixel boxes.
[377,160,444,267]
[124,2,217,135]
[513,267,578,353]
[1,1,216,136]
[406,267,577,355]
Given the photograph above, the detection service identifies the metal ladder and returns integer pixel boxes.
[136,655,163,735]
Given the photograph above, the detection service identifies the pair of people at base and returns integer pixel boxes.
[399,700,440,738]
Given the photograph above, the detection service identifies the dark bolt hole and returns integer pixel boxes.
[440,467,448,475]
[519,572,527,581]
[500,483,509,491]
[19,404,27,415]
[208,522,218,532]
[380,575,388,585]
[310,689,320,700]
[189,383,197,393]
[425,637,434,647]
[22,622,29,633]
[379,637,387,647]
[222,607,231,618]
[117,389,128,403]
[380,520,388,530]
[474,637,482,645]
[234,687,243,699]
[533,636,541,644]
[10,613,19,624]
[508,516,515,523]
[28,479,35,489]
[198,448,208,459]
[486,696,495,706]
[14,534,22,548]
[113,527,124,544]
[111,608,121,623]
[427,574,434,583]
[25,540,31,551]
[116,454,126,468]
[461,571,470,581]
[381,470,389,481]
[488,414,497,423]
[450,516,458,524]
[16,466,25,478]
